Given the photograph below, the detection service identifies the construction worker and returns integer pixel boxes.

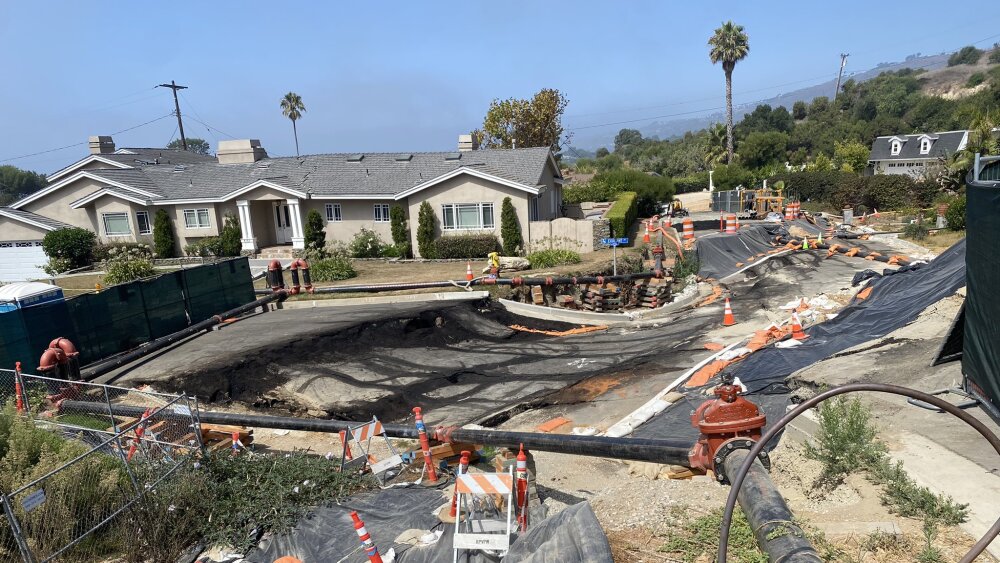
[487,251,500,279]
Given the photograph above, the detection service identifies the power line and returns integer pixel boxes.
[0,113,174,163]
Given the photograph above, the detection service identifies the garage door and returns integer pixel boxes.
[0,241,48,282]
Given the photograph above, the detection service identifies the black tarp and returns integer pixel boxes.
[250,487,612,563]
[963,181,1000,419]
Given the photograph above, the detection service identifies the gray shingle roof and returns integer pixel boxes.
[0,207,74,230]
[869,131,968,161]
[77,147,555,201]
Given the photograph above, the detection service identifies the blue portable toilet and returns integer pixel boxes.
[0,282,65,313]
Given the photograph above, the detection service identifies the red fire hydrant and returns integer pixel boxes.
[688,375,768,484]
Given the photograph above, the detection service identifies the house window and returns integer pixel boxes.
[890,140,901,155]
[373,203,390,222]
[135,211,151,235]
[102,212,131,236]
[325,203,342,222]
[920,139,931,154]
[441,203,496,230]
[183,208,211,229]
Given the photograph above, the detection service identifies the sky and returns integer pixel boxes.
[1,1,999,174]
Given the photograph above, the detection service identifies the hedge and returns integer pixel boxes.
[433,233,501,259]
[606,191,638,238]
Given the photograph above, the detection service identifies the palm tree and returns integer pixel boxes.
[280,92,306,156]
[708,21,750,164]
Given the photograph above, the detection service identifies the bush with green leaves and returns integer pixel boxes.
[945,195,966,231]
[348,228,388,258]
[41,227,96,271]
[434,234,501,259]
[102,244,155,285]
[152,208,175,258]
[416,201,437,258]
[218,213,242,257]
[606,191,638,237]
[947,45,983,66]
[309,255,356,282]
[500,197,523,255]
[527,249,581,269]
[304,209,326,251]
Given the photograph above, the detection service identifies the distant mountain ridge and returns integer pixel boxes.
[570,53,951,151]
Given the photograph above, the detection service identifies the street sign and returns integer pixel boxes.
[601,238,630,247]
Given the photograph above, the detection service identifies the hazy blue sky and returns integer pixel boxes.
[2,1,999,173]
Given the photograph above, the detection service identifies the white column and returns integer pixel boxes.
[236,200,257,252]
[287,198,305,249]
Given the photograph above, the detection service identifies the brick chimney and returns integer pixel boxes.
[458,134,478,152]
[88,136,115,154]
[217,139,268,164]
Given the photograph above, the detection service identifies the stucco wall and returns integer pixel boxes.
[302,199,396,245]
[0,217,49,241]
[404,174,531,258]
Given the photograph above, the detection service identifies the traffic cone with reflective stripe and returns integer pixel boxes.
[351,511,384,563]
[722,298,736,327]
[790,312,808,340]
[466,262,474,281]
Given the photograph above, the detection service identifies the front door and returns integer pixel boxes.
[273,202,293,244]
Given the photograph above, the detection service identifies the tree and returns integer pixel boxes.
[739,131,788,169]
[792,101,807,120]
[389,205,410,257]
[0,165,46,206]
[152,209,176,257]
[833,140,871,173]
[500,197,523,255]
[280,92,306,156]
[614,128,643,152]
[473,88,569,154]
[708,21,750,164]
[166,138,211,155]
[416,201,437,258]
[304,209,326,251]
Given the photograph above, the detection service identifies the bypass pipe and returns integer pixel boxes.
[79,291,287,381]
[252,272,663,296]
[718,383,1000,563]
[58,400,693,467]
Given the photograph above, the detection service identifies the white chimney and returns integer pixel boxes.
[88,135,115,154]
[458,134,478,152]
[217,139,268,164]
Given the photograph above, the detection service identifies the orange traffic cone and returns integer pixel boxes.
[790,312,808,340]
[465,262,474,281]
[722,298,736,327]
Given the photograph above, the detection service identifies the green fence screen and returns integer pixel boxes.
[0,257,254,368]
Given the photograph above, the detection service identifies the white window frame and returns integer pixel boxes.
[890,140,901,155]
[373,203,391,222]
[102,212,131,237]
[183,208,211,229]
[440,202,495,231]
[135,210,151,235]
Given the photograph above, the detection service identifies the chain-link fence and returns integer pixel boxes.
[0,369,201,562]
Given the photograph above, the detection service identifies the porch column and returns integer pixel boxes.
[236,199,257,253]
[287,198,305,249]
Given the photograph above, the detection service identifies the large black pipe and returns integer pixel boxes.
[722,450,821,562]
[79,291,286,381]
[253,272,662,296]
[59,400,693,467]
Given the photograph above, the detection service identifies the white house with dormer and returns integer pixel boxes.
[868,130,969,176]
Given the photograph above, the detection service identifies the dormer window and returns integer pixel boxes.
[920,138,932,154]
[890,140,902,155]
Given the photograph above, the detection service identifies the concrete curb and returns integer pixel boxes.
[278,291,490,309]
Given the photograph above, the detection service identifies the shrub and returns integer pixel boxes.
[152,209,175,258]
[348,228,387,258]
[42,227,96,270]
[416,201,437,258]
[389,205,410,258]
[309,255,357,282]
[527,249,581,269]
[304,209,326,251]
[945,195,966,231]
[218,213,242,257]
[948,45,983,66]
[606,191,638,237]
[500,197,523,255]
[102,244,155,285]
[434,234,501,259]
[966,72,987,88]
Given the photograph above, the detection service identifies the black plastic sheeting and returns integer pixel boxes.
[695,219,830,280]
[963,181,1000,418]
[250,487,612,563]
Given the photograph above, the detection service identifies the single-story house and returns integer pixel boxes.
[0,135,564,280]
[868,130,969,176]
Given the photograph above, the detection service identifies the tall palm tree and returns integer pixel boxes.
[280,92,306,156]
[708,21,750,164]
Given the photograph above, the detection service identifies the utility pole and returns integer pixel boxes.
[157,80,188,150]
[834,54,849,101]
